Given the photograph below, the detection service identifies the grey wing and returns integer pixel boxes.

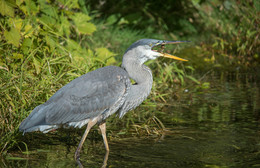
[19,66,130,132]
[46,69,129,124]
[46,78,127,124]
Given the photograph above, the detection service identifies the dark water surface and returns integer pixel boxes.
[2,72,260,168]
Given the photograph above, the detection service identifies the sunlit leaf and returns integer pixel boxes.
[117,131,126,135]
[40,3,57,18]
[76,22,96,35]
[179,75,184,85]
[12,53,23,59]
[21,38,33,54]
[16,0,24,6]
[39,14,57,26]
[58,16,71,36]
[4,27,21,47]
[73,13,91,22]
[57,0,79,9]
[72,54,85,65]
[24,0,39,15]
[23,24,33,37]
[72,13,96,35]
[9,18,23,31]
[95,47,116,65]
[33,56,41,74]
[95,48,116,58]
[201,82,210,89]
[19,4,28,15]
[0,0,14,17]
[45,36,56,49]
[67,39,81,51]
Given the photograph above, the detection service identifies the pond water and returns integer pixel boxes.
[2,72,260,168]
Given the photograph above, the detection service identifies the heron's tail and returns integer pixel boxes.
[19,104,57,133]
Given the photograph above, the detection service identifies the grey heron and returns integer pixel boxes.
[19,39,188,161]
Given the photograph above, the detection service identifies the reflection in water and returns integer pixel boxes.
[2,72,260,168]
[76,151,109,168]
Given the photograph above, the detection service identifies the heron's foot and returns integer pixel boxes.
[101,151,109,168]
[74,151,80,161]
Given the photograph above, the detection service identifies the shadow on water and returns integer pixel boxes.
[1,72,260,168]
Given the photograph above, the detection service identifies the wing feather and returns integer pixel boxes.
[19,66,130,133]
[45,66,129,124]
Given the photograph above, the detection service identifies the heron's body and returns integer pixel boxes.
[19,66,132,132]
[19,39,188,161]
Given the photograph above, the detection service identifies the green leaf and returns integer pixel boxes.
[86,48,94,57]
[4,28,21,47]
[33,56,41,74]
[72,13,96,35]
[58,16,71,36]
[67,39,81,51]
[12,18,23,31]
[185,66,195,72]
[201,82,210,89]
[12,53,23,59]
[0,0,15,17]
[76,22,96,35]
[24,0,39,15]
[57,0,79,9]
[21,38,33,54]
[6,156,27,160]
[106,15,118,25]
[45,36,56,49]
[95,48,116,58]
[39,14,57,26]
[73,13,91,22]
[16,0,24,6]
[95,48,116,65]
[23,24,34,37]
[40,3,57,18]
[254,0,260,11]
[186,75,200,84]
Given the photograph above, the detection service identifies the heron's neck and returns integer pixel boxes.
[118,54,153,118]
[121,56,153,107]
[122,59,153,86]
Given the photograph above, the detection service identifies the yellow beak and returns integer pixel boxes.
[159,53,188,61]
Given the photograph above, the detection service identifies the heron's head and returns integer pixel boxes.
[124,39,188,64]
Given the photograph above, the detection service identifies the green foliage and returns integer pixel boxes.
[4,25,21,47]
[86,0,197,37]
[86,0,259,69]
[0,0,15,17]
[191,0,260,69]
[0,0,117,153]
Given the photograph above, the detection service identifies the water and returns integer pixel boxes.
[2,72,260,168]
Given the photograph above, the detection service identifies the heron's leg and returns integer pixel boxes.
[74,119,97,161]
[101,151,109,168]
[99,122,109,151]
